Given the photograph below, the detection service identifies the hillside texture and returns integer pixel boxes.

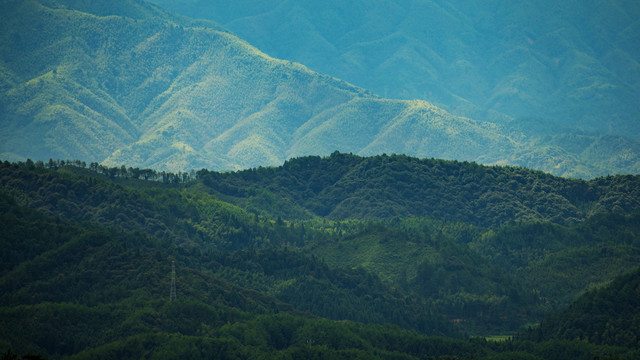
[0,0,514,171]
[151,0,640,138]
[0,0,639,177]
[197,152,640,227]
[528,266,640,349]
[2,157,640,358]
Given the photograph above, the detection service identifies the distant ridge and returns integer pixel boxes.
[0,0,639,178]
[149,0,640,138]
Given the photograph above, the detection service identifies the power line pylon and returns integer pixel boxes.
[170,261,177,301]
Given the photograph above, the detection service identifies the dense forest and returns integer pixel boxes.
[1,155,640,358]
[524,266,640,349]
[196,152,640,226]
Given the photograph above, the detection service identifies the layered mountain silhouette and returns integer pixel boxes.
[1,0,638,177]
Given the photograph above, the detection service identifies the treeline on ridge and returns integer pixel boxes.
[197,152,640,227]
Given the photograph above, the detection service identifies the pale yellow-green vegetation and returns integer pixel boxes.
[163,0,640,137]
[2,0,639,178]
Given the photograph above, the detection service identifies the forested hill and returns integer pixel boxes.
[527,266,640,349]
[197,152,640,227]
[2,158,640,358]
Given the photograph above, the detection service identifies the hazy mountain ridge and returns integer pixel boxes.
[1,0,639,177]
[150,0,640,137]
[0,0,515,172]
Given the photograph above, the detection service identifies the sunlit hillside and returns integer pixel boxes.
[0,0,638,177]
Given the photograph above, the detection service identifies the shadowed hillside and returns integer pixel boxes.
[196,152,640,227]
[2,158,640,358]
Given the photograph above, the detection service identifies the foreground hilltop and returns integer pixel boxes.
[1,156,640,358]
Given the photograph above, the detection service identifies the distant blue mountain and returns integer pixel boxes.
[0,0,638,177]
[150,0,640,138]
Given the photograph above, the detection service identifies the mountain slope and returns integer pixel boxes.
[0,185,465,357]
[0,0,522,172]
[3,159,640,357]
[0,191,287,358]
[0,161,462,336]
[149,0,640,138]
[1,0,638,177]
[529,266,640,349]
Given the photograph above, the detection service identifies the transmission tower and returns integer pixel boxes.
[170,261,177,301]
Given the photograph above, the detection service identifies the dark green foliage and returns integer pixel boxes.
[212,248,458,336]
[475,213,640,308]
[3,157,640,339]
[1,158,640,358]
[306,217,543,334]
[529,267,640,349]
[0,205,279,358]
[198,153,640,227]
[0,160,274,250]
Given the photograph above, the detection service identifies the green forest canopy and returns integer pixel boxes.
[1,156,640,358]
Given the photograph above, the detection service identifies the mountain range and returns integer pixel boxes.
[0,0,639,177]
[149,0,640,137]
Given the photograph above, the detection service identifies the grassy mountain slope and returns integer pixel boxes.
[0,0,638,178]
[149,0,640,138]
[147,0,640,178]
